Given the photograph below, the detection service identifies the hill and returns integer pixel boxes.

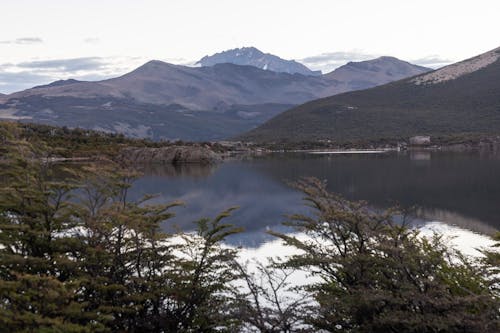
[324,56,430,91]
[239,47,500,144]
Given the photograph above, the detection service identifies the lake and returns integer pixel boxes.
[129,150,500,255]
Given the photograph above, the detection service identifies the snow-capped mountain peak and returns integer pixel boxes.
[197,47,321,76]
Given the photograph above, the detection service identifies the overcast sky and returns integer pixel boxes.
[1,0,499,93]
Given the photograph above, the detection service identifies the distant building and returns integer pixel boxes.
[409,136,431,146]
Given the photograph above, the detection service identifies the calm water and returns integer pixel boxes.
[129,150,500,251]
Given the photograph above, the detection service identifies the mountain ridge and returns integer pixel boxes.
[0,52,430,141]
[5,56,428,111]
[239,46,500,143]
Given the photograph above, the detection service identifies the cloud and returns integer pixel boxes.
[0,37,43,45]
[410,55,454,69]
[301,51,376,64]
[0,71,53,93]
[17,57,107,72]
[0,56,147,94]
[83,37,100,44]
[299,51,377,73]
[0,71,51,83]
[300,51,455,72]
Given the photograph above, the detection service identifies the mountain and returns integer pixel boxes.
[239,47,500,143]
[0,55,429,141]
[197,47,321,76]
[6,61,335,111]
[32,79,82,89]
[324,56,430,91]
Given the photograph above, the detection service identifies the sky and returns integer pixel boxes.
[0,0,499,93]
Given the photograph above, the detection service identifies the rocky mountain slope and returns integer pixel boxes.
[197,47,321,76]
[239,47,500,143]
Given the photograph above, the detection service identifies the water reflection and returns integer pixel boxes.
[130,161,306,244]
[415,207,498,236]
[135,163,217,179]
[410,151,431,163]
[129,151,500,248]
[257,152,500,234]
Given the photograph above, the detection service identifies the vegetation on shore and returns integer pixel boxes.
[5,120,498,159]
[1,121,500,332]
[245,133,500,152]
[0,121,228,159]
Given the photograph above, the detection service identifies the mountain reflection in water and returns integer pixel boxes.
[129,151,500,248]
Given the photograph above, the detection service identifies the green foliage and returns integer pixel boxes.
[0,128,97,332]
[481,232,500,293]
[271,178,500,333]
[158,211,243,332]
[0,135,243,332]
[234,261,310,333]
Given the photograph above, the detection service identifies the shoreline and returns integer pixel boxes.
[296,149,392,154]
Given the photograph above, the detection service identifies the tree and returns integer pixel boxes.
[271,178,499,333]
[481,232,500,294]
[66,165,180,332]
[158,209,243,332]
[234,260,311,333]
[0,125,97,332]
[71,167,244,332]
[0,130,246,332]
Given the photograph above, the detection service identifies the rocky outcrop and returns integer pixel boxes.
[409,136,431,146]
[118,146,221,165]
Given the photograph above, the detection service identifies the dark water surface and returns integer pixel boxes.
[129,151,500,247]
